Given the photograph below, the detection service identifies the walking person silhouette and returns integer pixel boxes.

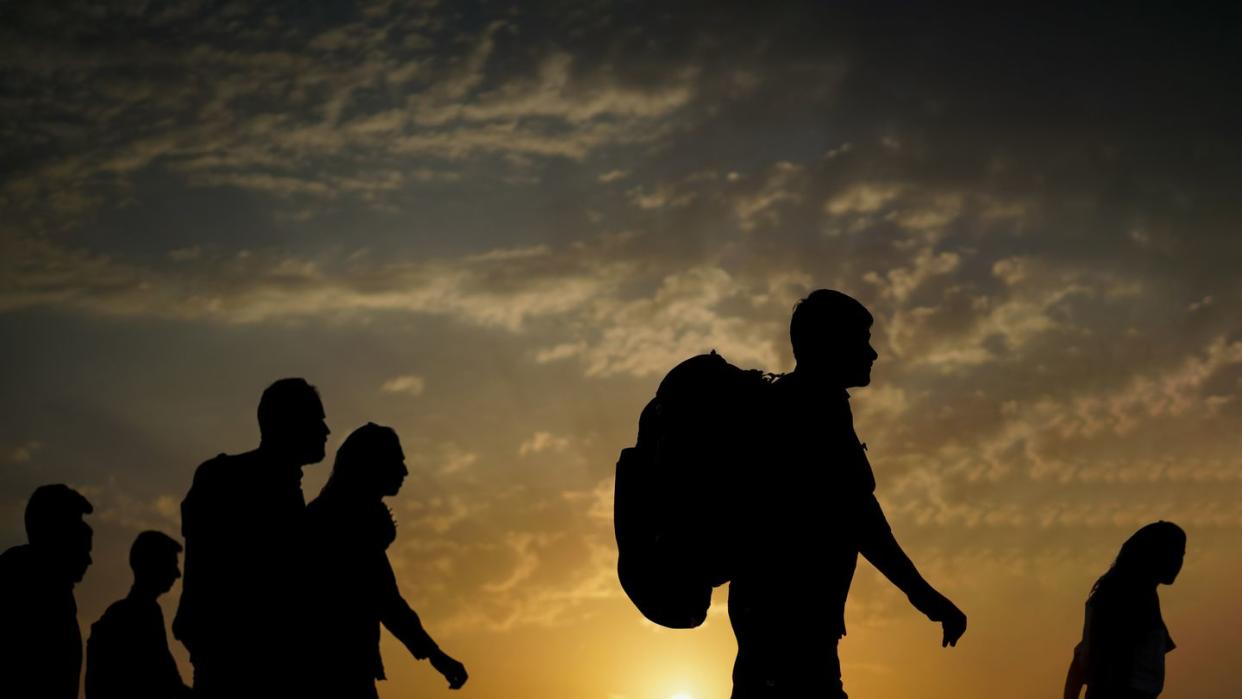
[306,423,468,698]
[0,484,94,699]
[173,378,330,697]
[85,530,192,699]
[1064,521,1186,699]
[728,290,967,698]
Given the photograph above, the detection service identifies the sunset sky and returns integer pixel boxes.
[2,2,1240,697]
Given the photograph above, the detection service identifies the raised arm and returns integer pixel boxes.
[377,554,468,689]
[856,494,967,647]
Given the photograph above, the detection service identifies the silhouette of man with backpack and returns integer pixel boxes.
[86,530,191,698]
[728,289,967,698]
[173,378,329,697]
[0,483,95,699]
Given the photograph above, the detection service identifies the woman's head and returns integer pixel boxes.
[1100,521,1187,590]
[325,422,409,498]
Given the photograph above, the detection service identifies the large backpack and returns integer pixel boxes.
[613,351,773,628]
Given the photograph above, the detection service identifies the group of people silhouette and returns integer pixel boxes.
[0,290,1185,699]
[0,380,467,699]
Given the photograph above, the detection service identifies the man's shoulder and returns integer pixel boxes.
[305,493,328,517]
[91,598,132,635]
[0,544,33,585]
[0,543,31,567]
[96,597,162,627]
[192,449,261,486]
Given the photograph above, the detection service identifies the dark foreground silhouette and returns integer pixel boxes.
[306,423,468,698]
[615,289,966,698]
[173,377,329,697]
[729,290,966,698]
[86,530,191,699]
[1064,521,1186,699]
[0,484,94,699]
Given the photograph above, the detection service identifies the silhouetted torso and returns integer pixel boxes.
[305,491,437,697]
[86,595,185,699]
[728,371,887,698]
[1079,582,1173,699]
[173,449,308,693]
[0,544,83,699]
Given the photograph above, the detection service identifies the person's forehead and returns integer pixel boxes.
[291,396,324,418]
[822,318,872,332]
[380,440,405,460]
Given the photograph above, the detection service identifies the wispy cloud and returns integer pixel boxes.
[381,374,427,397]
[518,432,571,457]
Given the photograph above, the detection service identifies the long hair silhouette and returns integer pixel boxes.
[306,422,467,697]
[1090,521,1186,597]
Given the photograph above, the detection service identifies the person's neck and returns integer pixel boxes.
[792,365,847,391]
[257,442,306,470]
[28,545,78,588]
[127,582,161,604]
[329,485,381,506]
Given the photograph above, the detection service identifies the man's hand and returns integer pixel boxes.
[908,588,967,647]
[429,649,469,689]
[936,599,967,647]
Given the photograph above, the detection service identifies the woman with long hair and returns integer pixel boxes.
[1064,521,1185,699]
[307,423,468,698]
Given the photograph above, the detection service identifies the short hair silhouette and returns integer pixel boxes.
[1092,520,1186,594]
[789,289,874,363]
[257,377,321,439]
[129,530,182,576]
[25,483,93,545]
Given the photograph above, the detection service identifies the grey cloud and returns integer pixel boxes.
[2,4,700,229]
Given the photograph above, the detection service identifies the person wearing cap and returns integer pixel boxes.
[0,483,95,699]
[306,423,468,698]
[173,378,330,697]
[86,530,192,699]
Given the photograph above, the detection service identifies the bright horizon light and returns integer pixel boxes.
[671,693,693,699]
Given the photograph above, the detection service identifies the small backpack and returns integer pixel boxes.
[613,351,773,628]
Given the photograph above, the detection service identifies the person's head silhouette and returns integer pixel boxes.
[1094,520,1187,594]
[258,378,330,466]
[790,289,878,387]
[324,423,408,499]
[25,483,94,584]
[129,530,182,598]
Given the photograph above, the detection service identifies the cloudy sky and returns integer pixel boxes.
[2,2,1240,697]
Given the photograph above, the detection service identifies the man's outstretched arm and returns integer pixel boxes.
[856,495,967,647]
